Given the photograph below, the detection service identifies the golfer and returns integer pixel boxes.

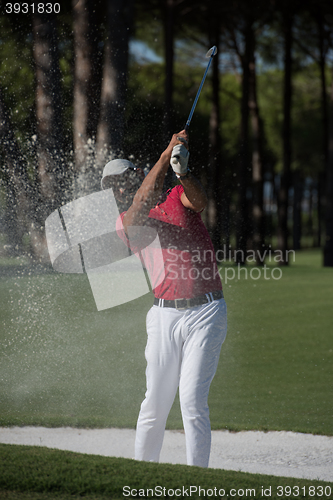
[101,130,227,467]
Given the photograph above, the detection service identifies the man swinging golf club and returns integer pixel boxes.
[101,130,227,468]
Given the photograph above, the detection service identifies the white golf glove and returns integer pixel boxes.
[171,144,189,175]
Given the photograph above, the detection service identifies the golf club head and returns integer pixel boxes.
[206,46,217,58]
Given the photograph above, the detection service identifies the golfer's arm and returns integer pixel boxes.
[122,152,170,232]
[179,174,208,212]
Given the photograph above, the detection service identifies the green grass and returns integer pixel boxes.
[213,249,333,434]
[0,249,332,434]
[1,444,332,500]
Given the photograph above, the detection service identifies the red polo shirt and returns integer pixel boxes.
[116,185,222,300]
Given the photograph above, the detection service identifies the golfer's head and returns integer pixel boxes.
[101,159,145,199]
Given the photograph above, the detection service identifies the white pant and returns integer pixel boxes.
[135,298,227,467]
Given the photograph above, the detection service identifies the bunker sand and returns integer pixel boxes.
[0,427,332,482]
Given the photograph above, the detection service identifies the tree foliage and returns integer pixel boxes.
[0,0,333,265]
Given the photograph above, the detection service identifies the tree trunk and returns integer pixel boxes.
[318,14,329,171]
[32,10,64,215]
[307,179,315,246]
[235,21,252,265]
[0,87,35,255]
[72,0,102,187]
[32,9,64,260]
[277,11,293,264]
[248,25,265,264]
[317,172,324,246]
[323,66,333,266]
[292,170,302,250]
[207,22,228,252]
[96,0,133,175]
[163,0,174,137]
[162,0,175,191]
[316,13,329,252]
[317,12,328,250]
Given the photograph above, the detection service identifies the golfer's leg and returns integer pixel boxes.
[135,306,181,462]
[179,299,227,467]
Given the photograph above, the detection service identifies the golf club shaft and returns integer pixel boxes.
[185,46,217,133]
[172,46,217,166]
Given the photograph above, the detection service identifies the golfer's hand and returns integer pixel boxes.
[171,144,189,174]
[165,130,189,157]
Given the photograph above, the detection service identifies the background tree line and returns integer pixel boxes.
[0,0,333,267]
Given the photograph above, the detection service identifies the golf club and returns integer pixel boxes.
[172,46,217,161]
[185,45,217,133]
